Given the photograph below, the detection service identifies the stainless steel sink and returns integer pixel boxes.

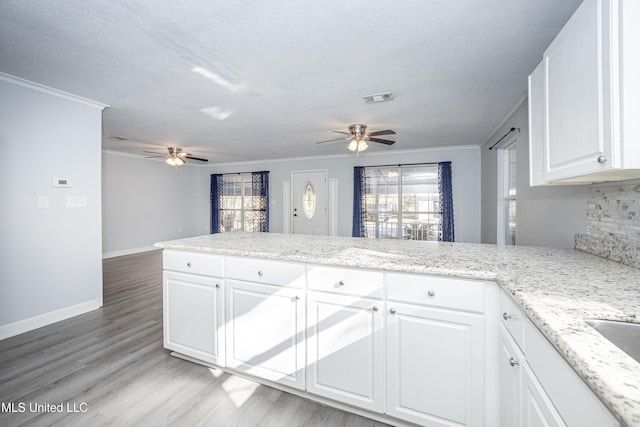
[586,319,640,364]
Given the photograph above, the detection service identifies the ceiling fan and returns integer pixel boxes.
[315,124,396,153]
[143,147,208,167]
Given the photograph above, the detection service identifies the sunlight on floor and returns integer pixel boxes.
[208,367,223,378]
[221,375,260,408]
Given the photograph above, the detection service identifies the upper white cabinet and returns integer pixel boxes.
[529,0,640,185]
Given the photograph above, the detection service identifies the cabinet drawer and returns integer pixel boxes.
[163,250,224,277]
[226,257,305,288]
[307,266,383,298]
[500,291,525,350]
[387,273,485,313]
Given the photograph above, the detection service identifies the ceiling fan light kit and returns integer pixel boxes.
[314,123,396,153]
[143,146,209,167]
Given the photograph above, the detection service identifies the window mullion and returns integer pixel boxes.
[398,166,403,239]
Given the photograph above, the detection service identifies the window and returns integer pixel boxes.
[211,172,269,233]
[358,164,451,241]
[499,143,517,245]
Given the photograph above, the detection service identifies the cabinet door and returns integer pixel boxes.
[386,302,484,427]
[528,60,545,187]
[499,325,523,427]
[543,0,612,180]
[522,364,567,427]
[226,280,305,390]
[163,271,225,366]
[307,292,383,412]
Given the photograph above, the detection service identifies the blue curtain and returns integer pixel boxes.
[210,174,223,233]
[251,171,269,232]
[438,161,455,242]
[352,167,366,237]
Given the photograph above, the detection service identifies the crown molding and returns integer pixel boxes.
[480,89,527,148]
[203,144,480,168]
[0,72,109,110]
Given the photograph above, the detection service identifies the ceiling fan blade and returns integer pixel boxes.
[367,129,396,137]
[331,130,351,135]
[142,151,167,155]
[369,137,396,145]
[315,137,349,144]
[185,155,208,162]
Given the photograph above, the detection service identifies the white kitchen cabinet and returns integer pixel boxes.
[386,302,485,427]
[163,271,225,366]
[499,324,523,427]
[225,279,305,390]
[528,60,545,187]
[530,0,640,185]
[499,290,619,427]
[306,291,383,412]
[521,363,567,427]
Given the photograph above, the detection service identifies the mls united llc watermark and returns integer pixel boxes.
[1,401,88,413]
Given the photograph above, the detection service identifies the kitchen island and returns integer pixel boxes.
[156,232,640,427]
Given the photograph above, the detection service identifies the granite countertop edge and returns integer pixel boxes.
[155,233,640,427]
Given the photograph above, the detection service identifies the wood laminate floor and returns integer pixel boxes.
[0,251,390,427]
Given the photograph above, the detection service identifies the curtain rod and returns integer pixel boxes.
[363,161,444,168]
[211,170,269,176]
[488,127,520,150]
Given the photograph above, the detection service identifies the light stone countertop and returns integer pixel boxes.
[156,232,640,427]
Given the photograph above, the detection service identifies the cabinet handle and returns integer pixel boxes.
[187,262,192,268]
[338,280,345,286]
[215,283,220,289]
[295,295,300,300]
[389,308,396,314]
[597,155,607,164]
[503,313,514,321]
[427,290,435,297]
[258,270,263,277]
[372,306,379,312]
[509,357,519,367]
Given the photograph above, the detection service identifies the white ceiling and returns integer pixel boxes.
[0,0,581,163]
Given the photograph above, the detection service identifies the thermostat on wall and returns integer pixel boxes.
[52,177,72,188]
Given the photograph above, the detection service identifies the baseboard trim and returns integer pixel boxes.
[102,245,160,259]
[0,299,102,341]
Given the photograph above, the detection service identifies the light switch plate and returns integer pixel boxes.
[66,196,87,208]
[38,195,49,209]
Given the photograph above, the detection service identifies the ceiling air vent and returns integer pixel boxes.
[363,92,394,104]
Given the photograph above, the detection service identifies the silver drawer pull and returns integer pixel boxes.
[503,313,514,321]
[187,262,192,268]
[338,280,345,286]
[389,308,396,314]
[597,155,607,164]
[372,306,379,312]
[427,290,435,297]
[258,270,263,277]
[509,357,519,367]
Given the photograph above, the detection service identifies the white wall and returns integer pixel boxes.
[102,151,202,255]
[0,75,105,338]
[196,146,482,243]
[480,99,587,248]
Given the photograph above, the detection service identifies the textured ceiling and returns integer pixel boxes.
[0,0,581,163]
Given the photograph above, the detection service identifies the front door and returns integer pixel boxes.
[292,170,328,235]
